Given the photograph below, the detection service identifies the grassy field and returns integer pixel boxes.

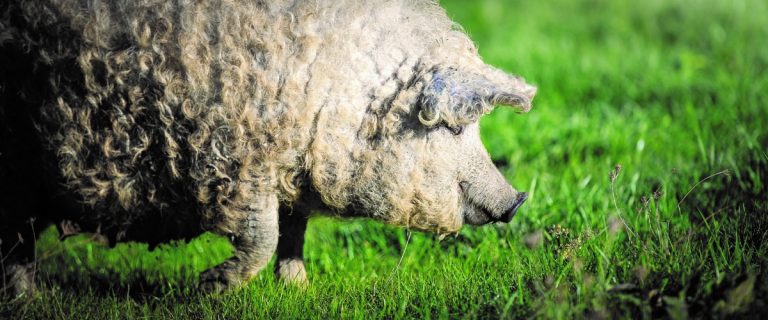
[3,0,768,318]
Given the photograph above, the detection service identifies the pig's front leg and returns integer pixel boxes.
[199,193,279,292]
[274,206,309,285]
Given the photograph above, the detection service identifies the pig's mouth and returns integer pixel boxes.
[459,182,528,225]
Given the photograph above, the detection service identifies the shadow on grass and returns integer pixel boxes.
[688,153,767,316]
[1,232,232,305]
[36,268,199,300]
[635,153,768,318]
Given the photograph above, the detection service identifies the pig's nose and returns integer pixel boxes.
[498,192,528,223]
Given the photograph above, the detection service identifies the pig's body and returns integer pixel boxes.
[0,0,535,295]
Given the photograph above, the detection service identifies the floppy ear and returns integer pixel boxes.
[418,65,536,127]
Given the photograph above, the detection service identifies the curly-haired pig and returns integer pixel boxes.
[0,0,536,295]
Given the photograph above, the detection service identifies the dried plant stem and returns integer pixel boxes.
[388,230,412,282]
[677,170,730,213]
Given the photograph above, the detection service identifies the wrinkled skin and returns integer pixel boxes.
[0,0,535,295]
[332,122,528,231]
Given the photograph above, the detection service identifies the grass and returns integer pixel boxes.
[3,0,768,318]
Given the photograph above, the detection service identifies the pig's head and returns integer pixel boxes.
[306,48,536,235]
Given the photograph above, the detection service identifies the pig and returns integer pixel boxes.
[0,0,535,295]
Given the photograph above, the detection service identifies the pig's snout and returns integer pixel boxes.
[496,192,528,223]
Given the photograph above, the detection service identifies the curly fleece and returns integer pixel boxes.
[0,0,535,241]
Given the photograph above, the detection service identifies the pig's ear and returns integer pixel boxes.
[418,66,536,127]
[486,73,537,113]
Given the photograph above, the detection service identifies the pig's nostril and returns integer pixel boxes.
[498,192,528,223]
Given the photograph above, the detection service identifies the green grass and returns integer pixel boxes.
[3,0,768,318]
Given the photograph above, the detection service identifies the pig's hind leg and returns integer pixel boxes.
[198,193,279,292]
[274,206,309,285]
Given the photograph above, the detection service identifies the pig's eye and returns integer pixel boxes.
[444,124,464,135]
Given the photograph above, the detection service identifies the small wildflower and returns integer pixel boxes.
[609,164,622,183]
[653,187,664,200]
[549,224,570,239]
[560,236,583,260]
[640,195,649,207]
[548,224,571,248]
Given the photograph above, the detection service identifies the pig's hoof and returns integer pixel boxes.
[276,259,307,286]
[2,263,37,299]
[198,266,238,293]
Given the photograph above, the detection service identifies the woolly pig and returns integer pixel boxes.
[0,0,536,295]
